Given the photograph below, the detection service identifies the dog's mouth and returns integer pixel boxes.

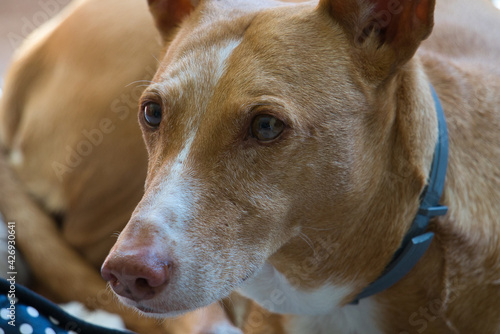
[241,271,253,283]
[132,302,188,318]
[107,258,264,316]
[115,295,170,315]
[136,304,158,313]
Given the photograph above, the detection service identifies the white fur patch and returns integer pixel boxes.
[288,298,383,334]
[213,39,242,81]
[138,133,198,244]
[154,39,241,106]
[238,263,382,333]
[237,263,353,315]
[8,149,24,166]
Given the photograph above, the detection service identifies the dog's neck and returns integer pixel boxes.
[352,84,448,302]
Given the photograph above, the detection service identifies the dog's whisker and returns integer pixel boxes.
[153,55,166,67]
[222,296,236,312]
[216,300,227,313]
[125,80,155,88]
[301,226,337,231]
[298,232,316,255]
[153,55,168,72]
[153,55,161,65]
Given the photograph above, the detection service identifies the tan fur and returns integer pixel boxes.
[103,0,500,333]
[379,1,500,332]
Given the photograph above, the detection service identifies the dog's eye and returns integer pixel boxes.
[251,115,285,142]
[143,102,162,127]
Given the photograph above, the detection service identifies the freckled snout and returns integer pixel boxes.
[101,246,173,302]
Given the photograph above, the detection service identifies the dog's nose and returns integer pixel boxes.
[101,249,172,301]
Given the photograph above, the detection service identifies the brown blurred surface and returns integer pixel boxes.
[0,0,69,83]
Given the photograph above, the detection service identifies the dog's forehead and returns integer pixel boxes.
[148,9,253,102]
[147,4,286,111]
[150,1,321,100]
[151,38,242,106]
[155,0,312,74]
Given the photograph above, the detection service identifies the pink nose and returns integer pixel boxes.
[101,249,172,302]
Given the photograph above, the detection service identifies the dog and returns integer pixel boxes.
[0,0,244,332]
[101,0,500,333]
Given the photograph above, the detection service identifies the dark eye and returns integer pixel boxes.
[251,114,285,142]
[143,102,162,127]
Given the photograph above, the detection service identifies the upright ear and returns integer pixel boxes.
[147,0,200,38]
[318,0,435,78]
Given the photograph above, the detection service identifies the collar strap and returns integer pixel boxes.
[351,85,449,303]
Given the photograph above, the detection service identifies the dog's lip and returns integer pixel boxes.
[238,269,260,287]
[128,298,192,316]
[117,297,161,313]
[135,304,190,318]
[136,304,160,313]
[242,272,253,282]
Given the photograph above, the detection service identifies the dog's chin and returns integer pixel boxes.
[136,306,188,319]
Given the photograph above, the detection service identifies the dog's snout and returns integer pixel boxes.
[101,249,173,302]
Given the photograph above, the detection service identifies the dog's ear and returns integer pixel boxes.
[318,0,435,78]
[148,0,200,38]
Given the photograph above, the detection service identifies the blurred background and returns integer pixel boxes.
[0,0,67,82]
[1,0,500,83]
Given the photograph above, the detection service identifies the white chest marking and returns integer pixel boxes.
[288,298,383,334]
[237,263,352,315]
[237,263,382,334]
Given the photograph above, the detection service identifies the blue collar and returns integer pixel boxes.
[351,85,449,303]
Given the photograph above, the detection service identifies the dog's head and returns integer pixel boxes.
[102,0,438,316]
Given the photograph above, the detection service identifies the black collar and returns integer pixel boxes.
[352,85,449,303]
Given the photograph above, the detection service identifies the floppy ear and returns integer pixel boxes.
[318,0,435,77]
[147,0,200,38]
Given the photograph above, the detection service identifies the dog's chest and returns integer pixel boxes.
[238,263,382,333]
[286,299,383,334]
